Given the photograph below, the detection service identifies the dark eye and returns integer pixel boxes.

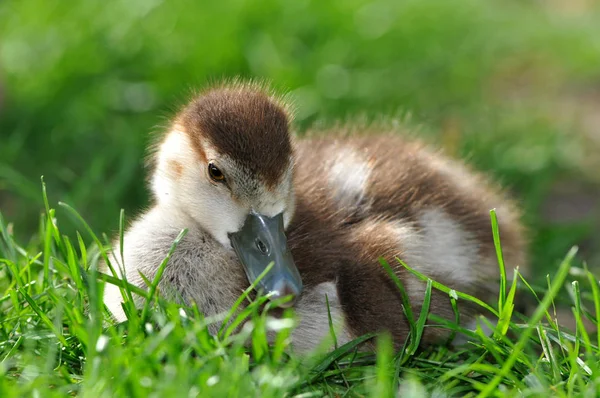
[208,163,225,182]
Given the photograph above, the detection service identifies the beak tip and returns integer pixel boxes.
[270,280,301,308]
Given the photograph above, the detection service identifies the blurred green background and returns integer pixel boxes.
[1,0,599,278]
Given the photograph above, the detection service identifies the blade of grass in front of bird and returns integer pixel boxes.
[2,335,23,364]
[6,278,21,311]
[218,261,274,339]
[518,273,557,329]
[44,303,64,376]
[546,274,558,324]
[85,243,105,369]
[572,281,582,362]
[490,209,507,313]
[495,267,518,338]
[561,303,592,394]
[325,294,338,349]
[63,236,85,304]
[221,295,270,342]
[42,207,54,290]
[537,325,560,383]
[372,333,394,398]
[251,308,269,362]
[406,278,432,356]
[119,209,125,266]
[568,278,598,377]
[428,313,478,347]
[41,178,67,258]
[270,311,295,365]
[397,258,499,317]
[562,335,580,396]
[258,297,294,363]
[392,332,412,391]
[97,272,150,299]
[571,306,594,378]
[46,285,88,346]
[304,333,377,381]
[571,281,594,358]
[113,209,137,314]
[138,271,152,290]
[140,228,187,321]
[76,231,87,269]
[75,231,94,298]
[2,258,24,290]
[380,258,415,336]
[445,289,460,345]
[477,246,577,397]
[470,317,517,368]
[59,200,135,318]
[440,362,522,391]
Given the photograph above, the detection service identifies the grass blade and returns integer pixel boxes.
[140,229,188,321]
[490,209,507,313]
[477,246,577,397]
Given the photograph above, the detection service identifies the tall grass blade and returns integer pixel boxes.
[477,246,577,397]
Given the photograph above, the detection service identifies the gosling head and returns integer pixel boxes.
[151,81,300,307]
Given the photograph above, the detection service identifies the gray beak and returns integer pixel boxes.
[228,213,302,307]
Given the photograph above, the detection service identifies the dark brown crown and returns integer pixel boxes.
[177,82,292,187]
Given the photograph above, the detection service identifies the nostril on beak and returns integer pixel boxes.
[255,238,269,255]
[270,280,298,308]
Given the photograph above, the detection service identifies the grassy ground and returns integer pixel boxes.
[1,0,600,396]
[2,0,600,273]
[0,191,599,396]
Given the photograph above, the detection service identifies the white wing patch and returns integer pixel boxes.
[418,208,478,283]
[389,209,479,298]
[327,147,372,209]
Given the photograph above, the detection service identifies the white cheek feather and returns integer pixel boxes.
[151,129,194,204]
[182,184,246,247]
[151,130,248,247]
[178,163,248,247]
[327,148,371,209]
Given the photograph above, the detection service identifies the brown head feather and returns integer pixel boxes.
[177,83,292,187]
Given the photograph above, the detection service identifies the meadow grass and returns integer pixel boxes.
[1,186,599,397]
[2,0,600,277]
[1,0,600,395]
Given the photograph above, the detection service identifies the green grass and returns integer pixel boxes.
[1,0,600,277]
[1,190,599,397]
[1,0,600,395]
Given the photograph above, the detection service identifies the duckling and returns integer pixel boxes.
[102,81,526,352]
